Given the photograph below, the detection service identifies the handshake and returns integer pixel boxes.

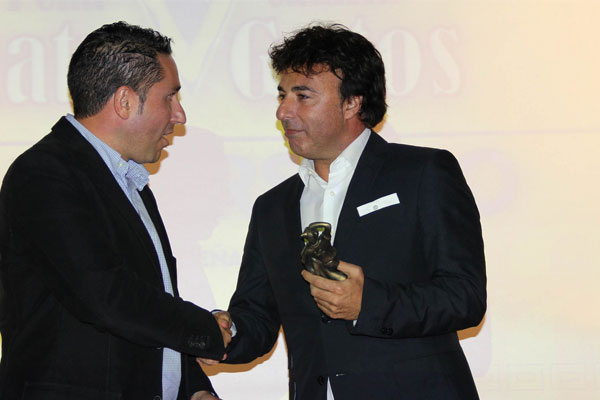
[199,311,233,366]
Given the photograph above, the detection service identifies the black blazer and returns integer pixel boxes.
[0,117,224,399]
[226,132,486,399]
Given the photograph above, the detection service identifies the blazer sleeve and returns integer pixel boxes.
[5,151,225,360]
[350,150,486,338]
[224,199,281,364]
[179,354,218,400]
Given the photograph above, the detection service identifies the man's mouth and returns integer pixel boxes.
[284,127,303,136]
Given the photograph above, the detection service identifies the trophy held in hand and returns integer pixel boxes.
[300,222,347,281]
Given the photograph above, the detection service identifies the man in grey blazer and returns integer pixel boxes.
[0,22,229,400]
[207,24,486,399]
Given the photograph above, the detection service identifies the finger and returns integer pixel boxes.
[216,317,232,330]
[337,261,360,275]
[220,328,232,347]
[215,311,232,323]
[313,293,339,311]
[301,269,316,283]
[305,273,341,293]
[309,284,335,304]
[222,334,231,347]
[302,269,333,288]
[196,357,219,366]
[315,300,339,319]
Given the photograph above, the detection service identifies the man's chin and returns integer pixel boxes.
[287,142,309,159]
[153,150,166,163]
[140,150,165,165]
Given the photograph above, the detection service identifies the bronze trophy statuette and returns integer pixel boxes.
[300,222,347,281]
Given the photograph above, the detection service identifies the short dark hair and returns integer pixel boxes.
[67,21,172,118]
[269,23,387,128]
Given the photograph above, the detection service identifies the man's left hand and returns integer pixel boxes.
[301,261,364,320]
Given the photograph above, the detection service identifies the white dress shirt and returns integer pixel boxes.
[299,128,370,399]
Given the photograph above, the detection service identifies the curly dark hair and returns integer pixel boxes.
[269,23,387,127]
[67,21,172,118]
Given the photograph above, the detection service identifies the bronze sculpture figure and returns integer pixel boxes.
[300,222,347,281]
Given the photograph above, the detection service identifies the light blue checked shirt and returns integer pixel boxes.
[66,114,181,400]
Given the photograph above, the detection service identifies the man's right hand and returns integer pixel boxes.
[198,311,232,366]
[217,310,232,348]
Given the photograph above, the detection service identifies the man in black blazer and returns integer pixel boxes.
[207,24,486,399]
[0,22,229,400]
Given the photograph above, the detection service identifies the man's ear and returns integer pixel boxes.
[343,95,363,120]
[113,86,136,119]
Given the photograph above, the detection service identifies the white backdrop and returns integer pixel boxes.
[1,1,599,399]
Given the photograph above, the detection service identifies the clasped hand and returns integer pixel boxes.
[197,311,232,366]
[301,261,364,320]
[196,261,364,368]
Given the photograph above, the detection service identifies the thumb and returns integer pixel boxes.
[337,261,362,278]
[217,318,232,330]
[337,260,357,272]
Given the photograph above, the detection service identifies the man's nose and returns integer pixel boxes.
[172,97,186,125]
[276,97,294,121]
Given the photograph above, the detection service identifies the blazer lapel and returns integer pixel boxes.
[283,175,305,271]
[52,118,163,281]
[334,131,388,247]
[140,186,178,287]
[284,175,304,256]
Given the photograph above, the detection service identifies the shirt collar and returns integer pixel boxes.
[124,162,150,191]
[299,128,371,186]
[65,114,149,191]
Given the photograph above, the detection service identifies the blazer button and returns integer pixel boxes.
[153,396,161,400]
[381,327,393,336]
[188,335,209,350]
[321,314,331,323]
[317,375,326,385]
